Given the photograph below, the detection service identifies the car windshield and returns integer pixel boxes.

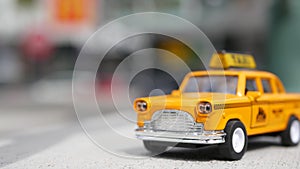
[183,75,238,94]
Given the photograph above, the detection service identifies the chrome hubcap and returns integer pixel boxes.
[232,127,245,153]
[290,120,300,144]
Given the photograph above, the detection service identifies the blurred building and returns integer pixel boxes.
[0,0,97,83]
[0,0,299,94]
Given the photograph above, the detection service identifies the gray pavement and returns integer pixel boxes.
[1,89,300,169]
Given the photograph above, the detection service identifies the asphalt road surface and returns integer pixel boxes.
[1,89,300,169]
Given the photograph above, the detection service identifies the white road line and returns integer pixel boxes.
[0,138,14,148]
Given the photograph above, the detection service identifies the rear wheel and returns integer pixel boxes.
[218,121,248,160]
[143,141,167,154]
[281,117,300,146]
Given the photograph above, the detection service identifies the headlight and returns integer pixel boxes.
[136,101,148,112]
[198,102,212,114]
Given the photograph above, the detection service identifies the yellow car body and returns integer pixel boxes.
[133,52,300,160]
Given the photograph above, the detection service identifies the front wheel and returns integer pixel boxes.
[143,141,167,154]
[218,121,248,160]
[281,117,300,146]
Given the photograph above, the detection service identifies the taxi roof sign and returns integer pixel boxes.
[209,52,256,69]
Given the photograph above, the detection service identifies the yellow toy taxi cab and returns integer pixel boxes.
[133,52,300,160]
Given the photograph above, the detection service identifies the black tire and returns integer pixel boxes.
[143,141,167,154]
[280,117,300,146]
[218,120,248,160]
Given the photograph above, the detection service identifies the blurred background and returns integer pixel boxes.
[1,0,300,167]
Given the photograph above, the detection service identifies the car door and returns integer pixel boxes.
[246,77,270,128]
[264,78,285,126]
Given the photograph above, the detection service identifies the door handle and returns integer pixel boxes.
[272,109,283,114]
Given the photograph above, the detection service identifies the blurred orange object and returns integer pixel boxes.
[55,0,93,23]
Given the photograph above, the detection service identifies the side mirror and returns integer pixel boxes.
[171,90,181,96]
[246,91,261,100]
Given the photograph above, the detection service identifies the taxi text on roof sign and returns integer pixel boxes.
[209,52,256,69]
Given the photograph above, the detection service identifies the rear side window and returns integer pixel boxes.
[261,79,272,93]
[245,79,257,94]
[276,81,283,93]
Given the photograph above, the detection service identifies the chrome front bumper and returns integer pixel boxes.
[135,128,226,144]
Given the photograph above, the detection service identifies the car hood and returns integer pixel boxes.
[137,92,238,109]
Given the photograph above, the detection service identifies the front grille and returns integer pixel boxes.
[148,110,203,132]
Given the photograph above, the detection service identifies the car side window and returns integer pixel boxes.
[245,79,257,94]
[261,79,272,93]
[276,81,283,93]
